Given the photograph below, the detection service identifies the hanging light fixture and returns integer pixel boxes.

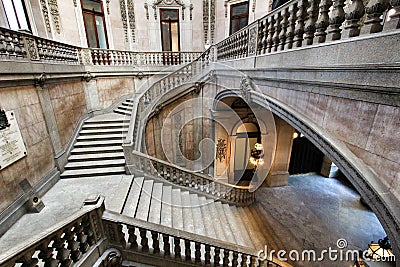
[249,143,264,169]
[367,236,395,260]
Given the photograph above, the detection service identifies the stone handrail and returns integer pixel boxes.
[0,196,105,267]
[125,150,256,206]
[217,0,400,60]
[103,210,282,266]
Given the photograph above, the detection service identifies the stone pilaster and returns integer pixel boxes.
[82,72,101,112]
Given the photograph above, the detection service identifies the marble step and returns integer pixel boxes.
[148,183,163,224]
[85,115,129,123]
[79,128,128,135]
[114,108,132,116]
[107,175,135,213]
[68,152,124,161]
[239,206,266,249]
[70,146,123,154]
[122,177,144,217]
[74,139,123,147]
[125,99,133,103]
[77,133,127,141]
[171,189,183,230]
[117,105,133,111]
[64,159,125,170]
[190,194,206,236]
[121,102,134,107]
[214,202,236,244]
[60,166,125,178]
[228,206,253,247]
[82,122,129,129]
[198,196,217,239]
[208,202,228,242]
[136,180,154,221]
[160,186,172,227]
[181,191,194,233]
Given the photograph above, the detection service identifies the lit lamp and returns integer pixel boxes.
[367,236,395,260]
[249,143,264,170]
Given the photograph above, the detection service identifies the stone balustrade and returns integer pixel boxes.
[0,196,105,267]
[126,150,256,206]
[217,0,400,60]
[103,210,280,266]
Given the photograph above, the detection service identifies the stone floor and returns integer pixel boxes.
[256,173,388,267]
[0,173,389,267]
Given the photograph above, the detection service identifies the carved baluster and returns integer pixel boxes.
[139,227,149,252]
[12,33,22,57]
[294,0,307,46]
[184,239,191,261]
[327,0,346,40]
[214,247,221,266]
[242,254,249,267]
[81,216,95,246]
[272,13,282,51]
[280,8,290,50]
[65,227,82,262]
[16,250,39,267]
[38,240,59,266]
[151,231,160,254]
[204,244,211,265]
[128,226,138,249]
[194,242,201,263]
[257,20,265,54]
[163,234,171,256]
[384,0,400,30]
[304,0,320,45]
[285,4,297,49]
[314,0,333,43]
[342,0,365,38]
[4,31,13,57]
[53,232,72,267]
[232,251,239,267]
[74,221,89,253]
[361,0,390,34]
[266,16,275,53]
[174,237,181,260]
[223,249,230,266]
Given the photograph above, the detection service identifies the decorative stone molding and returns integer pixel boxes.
[40,0,52,33]
[144,3,149,19]
[120,0,129,43]
[73,0,77,7]
[106,0,110,15]
[224,1,228,17]
[240,75,252,102]
[82,71,94,82]
[248,24,258,56]
[127,0,136,42]
[24,37,39,61]
[203,0,216,44]
[190,3,193,20]
[48,0,61,34]
[252,0,256,12]
[152,0,186,20]
[216,138,227,162]
[35,72,48,87]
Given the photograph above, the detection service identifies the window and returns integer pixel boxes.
[81,0,108,49]
[230,1,249,35]
[1,0,31,31]
[160,9,180,52]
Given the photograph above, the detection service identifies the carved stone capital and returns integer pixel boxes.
[82,71,94,82]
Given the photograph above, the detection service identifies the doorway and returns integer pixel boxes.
[234,122,260,183]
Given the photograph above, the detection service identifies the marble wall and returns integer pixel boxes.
[96,77,135,109]
[0,85,54,212]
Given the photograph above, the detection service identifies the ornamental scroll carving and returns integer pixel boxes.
[216,138,227,162]
[127,0,136,42]
[248,24,258,56]
[152,0,186,20]
[24,37,39,61]
[120,0,129,43]
[40,0,52,33]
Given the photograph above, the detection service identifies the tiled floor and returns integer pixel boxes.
[256,173,387,267]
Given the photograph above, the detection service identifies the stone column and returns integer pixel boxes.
[265,116,295,187]
[320,155,340,177]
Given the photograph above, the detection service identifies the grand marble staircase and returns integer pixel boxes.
[60,98,133,178]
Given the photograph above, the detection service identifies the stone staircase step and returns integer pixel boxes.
[122,102,134,107]
[136,180,154,221]
[190,194,206,236]
[114,108,132,116]
[148,183,163,224]
[82,122,129,129]
[64,159,125,170]
[125,98,133,103]
[181,192,194,233]
[68,152,124,161]
[107,175,135,213]
[229,206,254,248]
[79,128,128,135]
[172,189,183,230]
[161,186,172,227]
[122,177,144,217]
[70,146,123,154]
[213,202,235,243]
[74,140,123,147]
[117,105,133,111]
[248,205,280,250]
[77,133,127,141]
[239,206,266,249]
[85,114,128,123]
[222,204,247,247]
[60,166,125,178]
[199,197,217,239]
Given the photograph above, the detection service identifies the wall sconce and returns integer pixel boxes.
[249,143,264,169]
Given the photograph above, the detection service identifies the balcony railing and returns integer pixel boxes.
[0,27,202,67]
[217,0,400,60]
